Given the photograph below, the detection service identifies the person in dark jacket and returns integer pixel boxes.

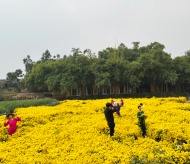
[104,102,116,136]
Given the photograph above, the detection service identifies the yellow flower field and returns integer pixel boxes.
[1,97,190,164]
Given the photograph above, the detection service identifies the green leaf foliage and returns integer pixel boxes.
[20,42,190,95]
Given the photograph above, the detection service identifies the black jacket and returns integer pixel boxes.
[104,107,116,123]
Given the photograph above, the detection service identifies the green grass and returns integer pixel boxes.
[0,98,59,115]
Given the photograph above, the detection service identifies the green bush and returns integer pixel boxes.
[0,98,59,114]
[0,106,7,115]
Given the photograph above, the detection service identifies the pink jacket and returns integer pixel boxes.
[4,117,21,135]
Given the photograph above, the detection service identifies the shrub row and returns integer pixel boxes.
[0,98,59,115]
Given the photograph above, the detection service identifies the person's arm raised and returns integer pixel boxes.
[4,117,9,126]
[16,116,21,121]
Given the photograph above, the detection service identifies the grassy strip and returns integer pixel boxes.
[0,98,59,114]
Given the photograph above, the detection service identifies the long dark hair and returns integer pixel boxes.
[6,113,15,119]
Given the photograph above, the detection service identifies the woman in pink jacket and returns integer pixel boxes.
[4,113,21,135]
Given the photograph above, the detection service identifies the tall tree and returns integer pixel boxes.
[24,61,53,92]
[124,61,143,93]
[3,69,23,91]
[132,41,140,50]
[83,49,96,58]
[22,41,190,97]
[137,42,177,93]
[41,50,52,62]
[173,54,190,92]
[60,54,95,98]
[23,55,34,73]
[71,48,82,58]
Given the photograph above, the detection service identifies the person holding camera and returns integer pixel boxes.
[104,102,116,136]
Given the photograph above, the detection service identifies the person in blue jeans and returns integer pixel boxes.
[104,102,116,136]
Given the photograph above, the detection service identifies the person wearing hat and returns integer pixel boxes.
[104,102,116,136]
[137,105,147,137]
[4,113,21,135]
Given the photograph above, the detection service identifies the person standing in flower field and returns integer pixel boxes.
[4,113,21,135]
[137,105,147,137]
[113,101,121,116]
[119,99,124,107]
[104,102,116,136]
[111,100,114,106]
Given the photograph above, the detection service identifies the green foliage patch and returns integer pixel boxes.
[0,98,59,115]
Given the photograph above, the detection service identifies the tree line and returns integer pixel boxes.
[2,42,190,98]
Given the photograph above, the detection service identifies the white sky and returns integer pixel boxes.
[0,0,190,79]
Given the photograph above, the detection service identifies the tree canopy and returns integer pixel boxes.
[4,42,190,97]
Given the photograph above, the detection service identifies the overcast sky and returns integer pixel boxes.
[0,0,190,79]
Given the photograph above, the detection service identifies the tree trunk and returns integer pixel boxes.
[133,86,136,94]
[183,84,185,92]
[93,86,98,96]
[114,83,119,96]
[161,84,163,93]
[150,83,155,93]
[66,90,71,98]
[155,85,160,93]
[176,83,181,93]
[80,86,86,99]
[165,83,168,93]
